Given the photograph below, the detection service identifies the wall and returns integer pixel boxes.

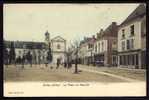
[51,41,66,52]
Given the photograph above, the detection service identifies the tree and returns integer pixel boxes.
[73,40,80,74]
[9,42,16,64]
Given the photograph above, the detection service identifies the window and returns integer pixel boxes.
[19,50,21,54]
[102,42,104,51]
[98,43,100,52]
[121,41,125,51]
[130,25,134,36]
[132,55,135,65]
[127,40,130,50]
[136,54,138,65]
[127,39,134,50]
[88,44,93,49]
[122,29,125,34]
[130,39,134,49]
[113,41,116,45]
[57,44,61,49]
[122,34,125,39]
[95,45,97,52]
[120,56,122,65]
[122,29,125,39]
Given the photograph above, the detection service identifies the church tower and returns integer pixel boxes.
[45,30,51,48]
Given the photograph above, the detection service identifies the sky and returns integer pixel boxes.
[4,3,140,47]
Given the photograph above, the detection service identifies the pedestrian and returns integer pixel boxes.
[64,61,67,68]
[22,54,25,69]
[69,61,72,69]
[63,58,67,68]
[56,58,60,69]
[27,51,32,67]
[45,54,48,67]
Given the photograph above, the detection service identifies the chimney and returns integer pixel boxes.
[112,22,117,25]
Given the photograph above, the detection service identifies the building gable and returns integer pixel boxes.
[120,4,146,26]
[51,36,66,42]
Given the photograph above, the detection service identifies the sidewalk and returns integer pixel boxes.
[77,64,146,81]
[78,67,138,82]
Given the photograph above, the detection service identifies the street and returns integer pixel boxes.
[4,64,146,82]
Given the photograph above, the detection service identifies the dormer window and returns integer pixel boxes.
[130,25,134,36]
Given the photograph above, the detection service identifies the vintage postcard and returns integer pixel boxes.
[3,3,146,97]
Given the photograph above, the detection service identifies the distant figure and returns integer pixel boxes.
[56,58,60,69]
[64,61,67,68]
[22,54,26,69]
[63,58,67,68]
[27,51,32,67]
[45,54,48,67]
[68,61,72,69]
[16,56,21,65]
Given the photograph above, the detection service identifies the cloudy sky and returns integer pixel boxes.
[4,3,139,47]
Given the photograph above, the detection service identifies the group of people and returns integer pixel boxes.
[4,50,34,68]
[4,49,49,68]
[4,48,73,70]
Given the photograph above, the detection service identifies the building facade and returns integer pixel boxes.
[4,31,67,65]
[117,4,146,69]
[50,36,66,64]
[78,36,96,65]
[94,22,118,67]
[4,40,47,64]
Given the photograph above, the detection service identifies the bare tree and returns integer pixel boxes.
[73,39,80,74]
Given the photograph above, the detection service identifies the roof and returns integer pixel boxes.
[80,37,96,47]
[51,36,66,42]
[97,22,118,39]
[103,22,118,37]
[4,40,46,49]
[120,4,146,26]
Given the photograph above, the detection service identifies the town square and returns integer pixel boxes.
[3,3,146,96]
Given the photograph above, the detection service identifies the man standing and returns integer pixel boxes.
[27,51,32,67]
[22,53,26,69]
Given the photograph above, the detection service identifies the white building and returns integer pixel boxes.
[44,31,67,64]
[118,4,146,69]
[51,36,66,64]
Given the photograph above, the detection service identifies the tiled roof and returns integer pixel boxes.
[120,4,146,26]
